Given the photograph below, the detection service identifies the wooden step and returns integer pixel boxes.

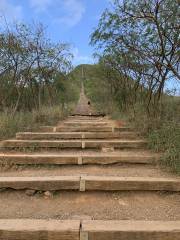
[63,122,109,128]
[56,126,132,132]
[66,118,107,122]
[0,219,80,240]
[80,176,180,192]
[64,121,109,125]
[16,131,138,140]
[84,139,146,149]
[0,176,80,190]
[82,152,157,164]
[0,139,146,149]
[0,176,180,192]
[68,116,106,120]
[1,219,180,240]
[81,220,180,240]
[56,126,114,132]
[0,140,82,149]
[0,153,78,165]
[16,132,83,140]
[0,151,156,165]
[39,126,132,133]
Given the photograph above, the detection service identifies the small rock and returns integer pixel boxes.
[25,189,36,196]
[44,191,54,199]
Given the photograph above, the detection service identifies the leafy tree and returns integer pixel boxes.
[91,0,180,113]
[0,21,73,114]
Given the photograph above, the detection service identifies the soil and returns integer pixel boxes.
[0,93,179,226]
[0,164,175,178]
[0,190,180,221]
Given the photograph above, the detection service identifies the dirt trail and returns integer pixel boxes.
[0,86,180,239]
[72,82,96,116]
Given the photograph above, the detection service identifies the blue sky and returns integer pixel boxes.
[0,0,111,65]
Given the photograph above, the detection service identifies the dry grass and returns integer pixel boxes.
[0,105,72,140]
[110,97,180,174]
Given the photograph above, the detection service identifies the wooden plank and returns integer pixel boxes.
[0,219,80,240]
[82,155,154,164]
[55,127,113,132]
[81,220,180,240]
[3,176,179,192]
[84,132,138,139]
[82,176,180,191]
[16,131,138,140]
[0,152,156,165]
[0,140,82,149]
[0,154,78,165]
[67,117,103,121]
[64,122,108,126]
[84,140,147,149]
[16,132,82,140]
[0,139,146,149]
[0,176,80,191]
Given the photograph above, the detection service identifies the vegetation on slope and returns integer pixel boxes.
[73,64,180,174]
[0,21,79,139]
[0,22,79,113]
[0,0,179,174]
[88,0,180,173]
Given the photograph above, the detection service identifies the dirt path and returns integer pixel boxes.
[0,87,180,239]
[72,83,96,116]
[0,191,180,221]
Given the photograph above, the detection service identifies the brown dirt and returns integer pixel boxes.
[0,164,175,178]
[0,190,180,221]
[0,94,179,226]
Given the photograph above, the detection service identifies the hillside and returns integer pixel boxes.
[69,63,120,113]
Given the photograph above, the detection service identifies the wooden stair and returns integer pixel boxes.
[0,219,180,240]
[0,115,180,239]
[0,151,158,165]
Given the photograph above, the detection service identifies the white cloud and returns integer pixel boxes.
[29,0,85,27]
[29,0,52,12]
[0,0,23,22]
[72,47,94,66]
[55,0,85,27]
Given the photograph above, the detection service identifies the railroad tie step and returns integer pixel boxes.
[0,152,157,165]
[0,176,80,191]
[1,176,180,192]
[16,131,139,140]
[80,176,180,192]
[55,126,114,132]
[80,220,180,240]
[0,153,79,165]
[63,121,109,126]
[0,219,80,240]
[0,220,180,240]
[0,139,147,149]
